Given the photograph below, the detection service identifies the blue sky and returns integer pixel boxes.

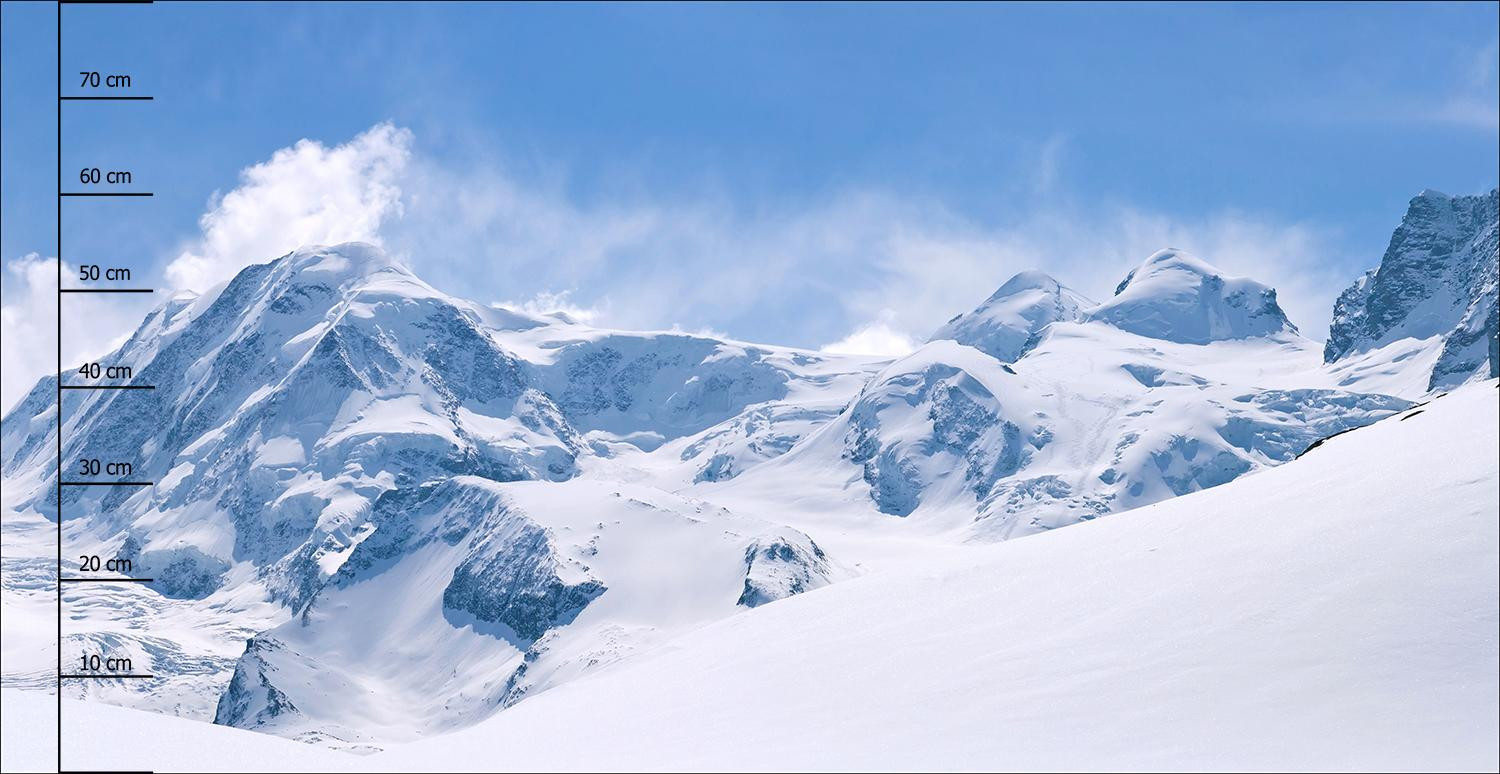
[2,1,1497,408]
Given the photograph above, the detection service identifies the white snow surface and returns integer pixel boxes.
[4,380,1495,772]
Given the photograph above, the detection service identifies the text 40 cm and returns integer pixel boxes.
[78,363,132,379]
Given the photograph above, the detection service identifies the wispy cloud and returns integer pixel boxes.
[1030,133,1070,196]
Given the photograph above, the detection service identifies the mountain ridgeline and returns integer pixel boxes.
[1,188,1495,745]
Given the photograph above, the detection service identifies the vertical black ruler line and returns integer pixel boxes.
[55,1,64,770]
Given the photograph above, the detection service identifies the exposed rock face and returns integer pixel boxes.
[212,637,301,731]
[1325,189,1499,391]
[737,532,835,608]
[441,517,607,643]
[682,404,839,484]
[839,359,1030,518]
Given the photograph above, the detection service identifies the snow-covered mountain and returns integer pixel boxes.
[2,189,1496,752]
[1325,188,1499,393]
[1,244,875,742]
[1089,248,1299,343]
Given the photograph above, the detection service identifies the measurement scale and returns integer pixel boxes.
[55,1,157,771]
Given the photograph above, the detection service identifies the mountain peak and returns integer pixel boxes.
[277,242,410,283]
[928,269,1092,362]
[993,269,1065,296]
[1088,249,1297,344]
[1113,248,1208,289]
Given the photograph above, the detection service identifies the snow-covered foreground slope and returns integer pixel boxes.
[378,382,1499,772]
[7,381,1495,772]
[2,687,356,773]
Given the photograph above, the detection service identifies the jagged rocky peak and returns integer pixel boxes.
[1324,188,1498,390]
[1087,248,1297,344]
[928,269,1094,361]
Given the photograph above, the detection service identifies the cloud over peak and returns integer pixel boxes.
[165,123,412,292]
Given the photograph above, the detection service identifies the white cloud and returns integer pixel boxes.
[0,254,57,414]
[821,310,919,358]
[1,254,146,413]
[388,150,1355,349]
[165,122,412,291]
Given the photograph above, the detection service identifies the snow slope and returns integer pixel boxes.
[7,380,1495,772]
[2,687,356,773]
[388,382,1495,772]
[211,477,844,745]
